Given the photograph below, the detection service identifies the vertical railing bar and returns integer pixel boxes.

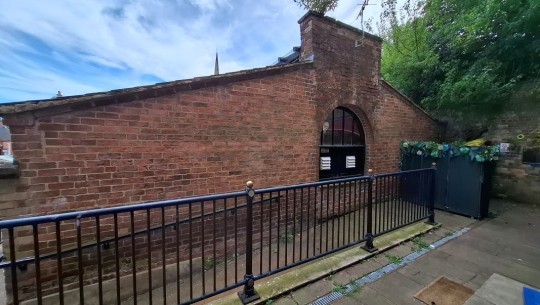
[325,183,329,252]
[130,211,137,305]
[213,199,217,292]
[361,179,365,238]
[409,173,414,223]
[348,181,352,244]
[292,189,297,263]
[338,182,343,247]
[380,176,384,233]
[234,197,238,284]
[312,186,317,256]
[259,193,263,274]
[338,182,342,247]
[268,192,273,272]
[331,183,336,250]
[8,228,19,305]
[161,207,167,304]
[76,218,84,305]
[400,174,405,226]
[285,189,289,267]
[319,185,323,255]
[189,203,194,299]
[306,186,311,258]
[361,170,377,252]
[385,175,390,231]
[277,190,281,269]
[374,177,379,234]
[55,221,64,305]
[428,165,437,224]
[224,198,228,289]
[96,216,104,305]
[417,171,422,221]
[201,201,206,296]
[176,205,181,305]
[345,182,349,244]
[32,224,43,305]
[393,175,398,228]
[415,172,420,221]
[299,188,303,260]
[146,209,153,305]
[238,181,260,303]
[354,180,359,242]
[114,214,120,305]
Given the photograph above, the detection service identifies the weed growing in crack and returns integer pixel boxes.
[386,254,402,265]
[412,237,430,250]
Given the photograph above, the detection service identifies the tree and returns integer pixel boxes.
[293,0,339,14]
[293,0,540,120]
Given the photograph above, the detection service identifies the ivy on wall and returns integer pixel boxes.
[400,141,499,162]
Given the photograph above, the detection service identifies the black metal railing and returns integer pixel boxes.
[0,167,435,305]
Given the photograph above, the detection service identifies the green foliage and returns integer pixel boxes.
[281,231,294,243]
[411,237,430,250]
[378,0,540,119]
[265,299,274,305]
[293,0,339,14]
[332,282,347,294]
[203,257,215,270]
[400,141,499,162]
[386,254,402,265]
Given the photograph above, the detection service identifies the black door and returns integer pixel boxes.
[319,107,366,180]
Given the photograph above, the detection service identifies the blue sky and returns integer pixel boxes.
[0,0,385,103]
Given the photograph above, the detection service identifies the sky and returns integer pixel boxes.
[0,0,386,103]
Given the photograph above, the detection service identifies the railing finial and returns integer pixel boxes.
[246,181,254,189]
[368,169,373,175]
[431,162,437,168]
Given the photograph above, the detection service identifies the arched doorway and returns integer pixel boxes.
[319,107,365,180]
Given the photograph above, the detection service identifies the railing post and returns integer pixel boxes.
[238,181,260,304]
[426,163,437,225]
[362,169,378,253]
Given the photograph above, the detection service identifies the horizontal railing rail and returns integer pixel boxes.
[0,167,436,305]
[0,195,281,270]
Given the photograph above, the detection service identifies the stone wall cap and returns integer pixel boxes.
[0,61,314,115]
[298,11,383,42]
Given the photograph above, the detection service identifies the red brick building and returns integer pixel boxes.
[0,13,440,303]
[0,12,438,219]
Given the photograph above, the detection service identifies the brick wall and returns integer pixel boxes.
[298,13,440,174]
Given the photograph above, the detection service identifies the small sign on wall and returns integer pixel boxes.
[346,156,356,168]
[320,157,331,170]
[499,143,510,153]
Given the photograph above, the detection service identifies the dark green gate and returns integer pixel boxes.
[401,154,495,219]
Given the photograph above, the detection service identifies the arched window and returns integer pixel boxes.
[320,107,365,179]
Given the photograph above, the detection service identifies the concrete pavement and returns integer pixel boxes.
[273,200,540,305]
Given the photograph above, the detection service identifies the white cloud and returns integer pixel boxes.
[0,0,386,103]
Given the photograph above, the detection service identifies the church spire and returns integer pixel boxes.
[214,52,219,75]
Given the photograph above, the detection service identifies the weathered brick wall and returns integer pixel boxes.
[298,13,440,174]
[1,67,318,220]
[484,110,540,204]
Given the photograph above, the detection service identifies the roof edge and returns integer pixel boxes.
[380,79,438,122]
[298,11,383,42]
[0,61,314,115]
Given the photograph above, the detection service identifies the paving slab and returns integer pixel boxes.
[464,273,535,305]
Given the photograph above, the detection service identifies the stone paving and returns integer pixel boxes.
[272,200,540,305]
